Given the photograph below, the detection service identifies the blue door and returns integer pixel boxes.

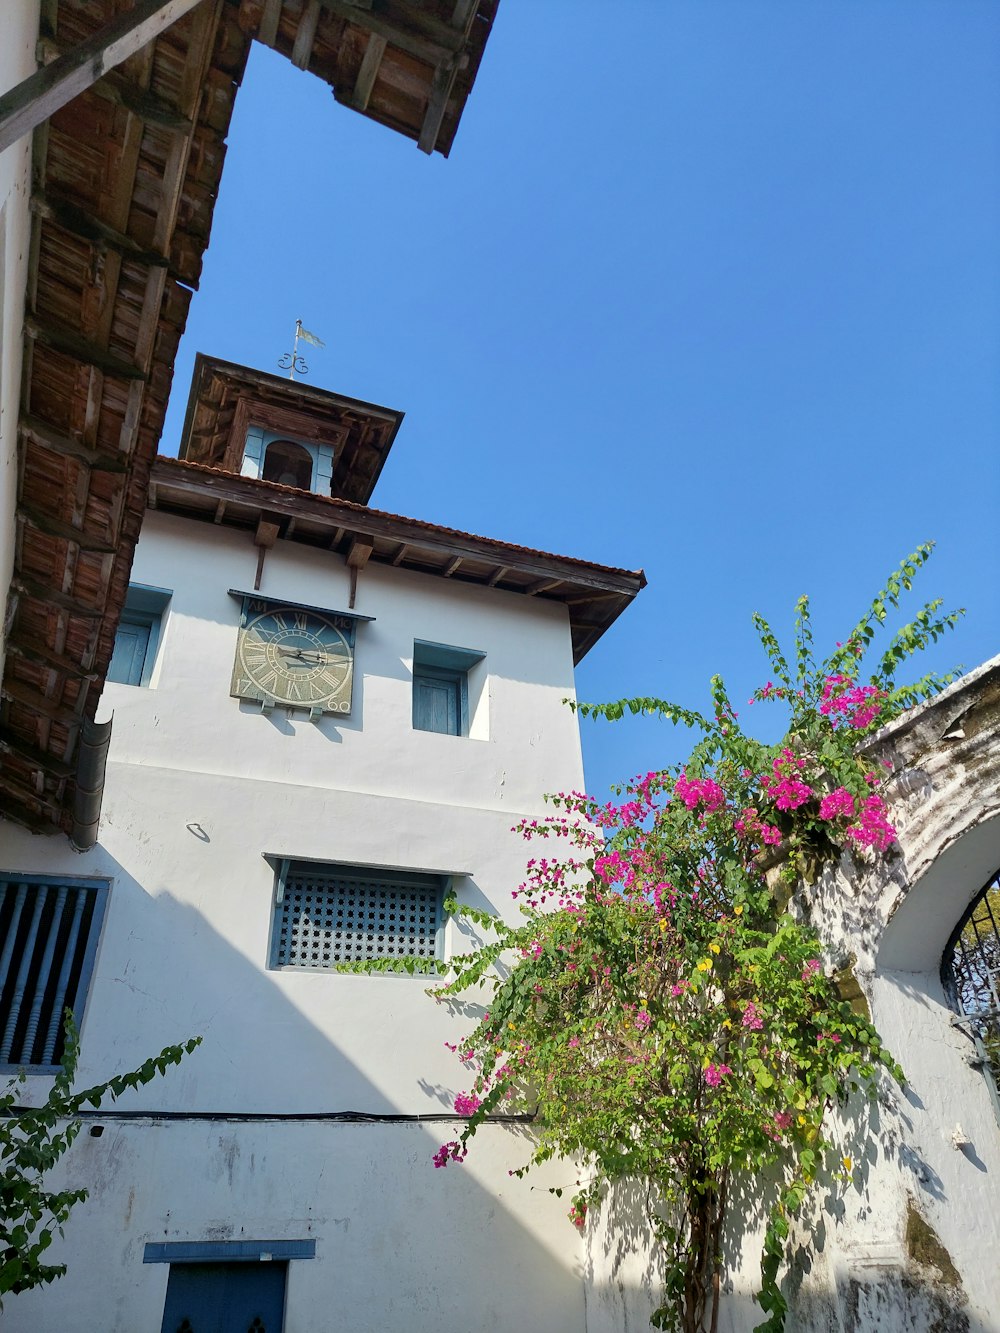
[160,1262,286,1333]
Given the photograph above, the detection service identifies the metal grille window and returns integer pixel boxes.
[942,868,1000,1123]
[270,862,445,970]
[0,875,109,1069]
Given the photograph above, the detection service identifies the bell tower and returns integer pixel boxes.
[177,354,404,503]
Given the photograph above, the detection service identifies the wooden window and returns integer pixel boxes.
[107,584,171,687]
[412,641,485,737]
[0,875,110,1070]
[269,861,446,971]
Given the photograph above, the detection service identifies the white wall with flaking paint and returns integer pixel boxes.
[0,1,39,675]
[0,507,590,1330]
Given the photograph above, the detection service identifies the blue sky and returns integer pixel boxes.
[161,1,1000,799]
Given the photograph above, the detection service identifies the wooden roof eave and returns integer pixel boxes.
[149,456,646,663]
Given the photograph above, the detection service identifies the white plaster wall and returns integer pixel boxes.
[0,1120,586,1333]
[104,510,585,812]
[0,507,590,1328]
[0,1,39,674]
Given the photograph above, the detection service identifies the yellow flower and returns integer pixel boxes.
[733,905,744,916]
[659,919,668,932]
[842,1156,853,1172]
[797,1114,807,1126]
[697,959,712,972]
[709,943,721,955]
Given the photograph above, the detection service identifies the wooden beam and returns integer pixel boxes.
[213,500,227,523]
[0,734,75,782]
[352,33,386,111]
[319,0,461,65]
[0,0,208,154]
[35,39,194,131]
[526,577,564,596]
[24,316,146,382]
[13,576,105,620]
[292,0,322,69]
[443,556,463,577]
[417,59,458,154]
[346,535,374,569]
[30,193,172,272]
[487,566,509,587]
[20,414,128,474]
[258,0,283,45]
[391,543,409,566]
[1,676,87,729]
[18,505,116,554]
[6,638,101,685]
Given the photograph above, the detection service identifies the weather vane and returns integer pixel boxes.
[278,319,325,380]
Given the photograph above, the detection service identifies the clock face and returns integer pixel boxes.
[233,605,354,713]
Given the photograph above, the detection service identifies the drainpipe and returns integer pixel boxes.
[70,716,113,852]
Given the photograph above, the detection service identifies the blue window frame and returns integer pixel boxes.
[412,641,485,736]
[107,584,171,687]
[0,874,110,1070]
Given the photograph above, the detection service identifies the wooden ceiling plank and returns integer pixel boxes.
[18,503,116,555]
[0,734,75,783]
[391,543,409,566]
[1,676,87,729]
[13,576,105,620]
[292,0,322,69]
[20,414,128,474]
[319,0,461,65]
[30,193,172,271]
[7,637,101,685]
[24,315,146,381]
[443,556,463,577]
[0,0,208,155]
[352,32,387,111]
[487,565,509,587]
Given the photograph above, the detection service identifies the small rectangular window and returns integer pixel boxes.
[269,861,446,971]
[107,584,171,687]
[0,875,110,1069]
[412,641,485,737]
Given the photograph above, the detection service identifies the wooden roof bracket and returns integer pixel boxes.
[0,0,207,155]
[253,517,281,591]
[346,535,374,609]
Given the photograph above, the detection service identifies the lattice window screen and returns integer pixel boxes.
[272,865,444,969]
[0,876,109,1068]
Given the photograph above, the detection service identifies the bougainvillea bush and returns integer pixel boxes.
[352,546,963,1333]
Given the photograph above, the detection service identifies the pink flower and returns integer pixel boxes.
[818,787,855,821]
[673,773,725,813]
[801,958,821,981]
[703,1063,732,1088]
[773,1111,793,1132]
[761,824,782,846]
[845,794,896,851]
[635,1009,652,1031]
[741,1002,763,1031]
[433,1140,467,1168]
[568,1036,580,1048]
[454,1092,481,1117]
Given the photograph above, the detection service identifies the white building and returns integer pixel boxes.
[0,354,644,1331]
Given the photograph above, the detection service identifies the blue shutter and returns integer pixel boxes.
[413,672,460,735]
[160,1262,287,1333]
[108,619,151,686]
